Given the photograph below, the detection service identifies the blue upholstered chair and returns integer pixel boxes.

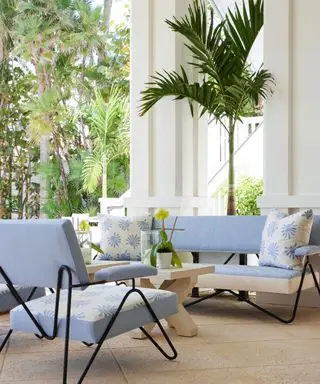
[0,220,178,383]
[0,285,45,313]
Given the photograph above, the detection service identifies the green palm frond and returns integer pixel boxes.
[82,152,103,193]
[140,0,273,125]
[225,0,263,65]
[140,68,217,117]
[165,1,228,81]
[245,67,274,104]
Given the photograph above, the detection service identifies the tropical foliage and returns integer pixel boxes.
[0,0,130,219]
[139,0,273,215]
[235,176,263,216]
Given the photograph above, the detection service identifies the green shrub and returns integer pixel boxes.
[235,177,263,216]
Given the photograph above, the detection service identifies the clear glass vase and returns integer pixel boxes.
[76,230,92,265]
[140,230,160,265]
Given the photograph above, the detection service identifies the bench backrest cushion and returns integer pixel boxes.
[153,214,320,255]
[0,219,89,288]
[153,216,267,253]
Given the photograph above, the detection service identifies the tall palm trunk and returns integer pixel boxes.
[227,119,236,215]
[103,0,113,30]
[34,51,50,217]
[102,154,108,198]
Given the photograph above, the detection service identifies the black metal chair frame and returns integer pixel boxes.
[0,266,177,383]
[186,255,320,324]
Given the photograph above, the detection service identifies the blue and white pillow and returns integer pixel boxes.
[99,214,153,261]
[259,209,314,270]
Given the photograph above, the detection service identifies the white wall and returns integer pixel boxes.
[259,0,320,307]
[260,0,320,211]
[125,0,210,216]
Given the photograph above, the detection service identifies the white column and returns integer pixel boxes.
[259,0,320,307]
[260,0,320,211]
[125,0,209,215]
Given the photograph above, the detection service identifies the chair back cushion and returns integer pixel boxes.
[0,219,89,288]
[259,209,314,270]
[99,215,152,261]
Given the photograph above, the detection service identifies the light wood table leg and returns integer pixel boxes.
[132,276,198,339]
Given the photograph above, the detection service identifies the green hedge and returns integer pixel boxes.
[235,177,263,216]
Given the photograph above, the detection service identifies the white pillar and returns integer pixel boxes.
[125,0,209,216]
[259,0,320,307]
[260,0,320,211]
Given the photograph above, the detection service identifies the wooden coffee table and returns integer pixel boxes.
[136,263,214,338]
[86,260,130,282]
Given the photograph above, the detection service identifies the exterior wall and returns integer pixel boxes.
[258,0,320,307]
[125,0,210,216]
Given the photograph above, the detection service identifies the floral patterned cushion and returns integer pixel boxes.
[259,209,314,270]
[99,214,152,261]
[10,285,178,343]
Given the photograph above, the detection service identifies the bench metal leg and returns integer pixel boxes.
[185,257,320,324]
[184,290,225,308]
[191,252,200,298]
[227,259,318,324]
[238,253,249,301]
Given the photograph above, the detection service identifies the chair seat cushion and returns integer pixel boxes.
[0,285,45,313]
[10,285,177,344]
[196,265,318,294]
[94,263,157,282]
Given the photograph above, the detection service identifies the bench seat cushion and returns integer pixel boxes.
[197,265,318,294]
[0,285,45,313]
[10,285,178,344]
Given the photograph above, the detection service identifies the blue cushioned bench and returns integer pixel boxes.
[153,215,320,323]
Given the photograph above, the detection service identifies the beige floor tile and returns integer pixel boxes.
[112,344,232,374]
[244,363,320,384]
[0,381,61,384]
[275,322,320,340]
[0,349,126,383]
[6,332,91,354]
[215,339,320,367]
[127,368,259,384]
[108,321,295,350]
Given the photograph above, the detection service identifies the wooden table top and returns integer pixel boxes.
[142,263,214,281]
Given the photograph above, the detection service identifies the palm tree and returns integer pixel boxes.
[82,88,129,197]
[103,0,113,30]
[139,0,273,215]
[0,0,16,62]
[67,1,107,149]
[12,0,77,214]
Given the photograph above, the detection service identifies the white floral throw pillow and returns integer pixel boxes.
[99,215,152,261]
[259,209,313,270]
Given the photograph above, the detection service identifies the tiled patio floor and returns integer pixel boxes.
[0,295,319,383]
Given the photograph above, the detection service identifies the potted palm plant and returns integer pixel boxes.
[139,0,274,215]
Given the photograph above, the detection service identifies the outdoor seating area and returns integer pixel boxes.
[0,214,320,382]
[1,0,320,383]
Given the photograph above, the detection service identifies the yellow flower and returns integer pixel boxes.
[79,220,90,232]
[154,208,169,221]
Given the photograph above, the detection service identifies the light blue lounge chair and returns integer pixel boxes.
[0,220,178,383]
